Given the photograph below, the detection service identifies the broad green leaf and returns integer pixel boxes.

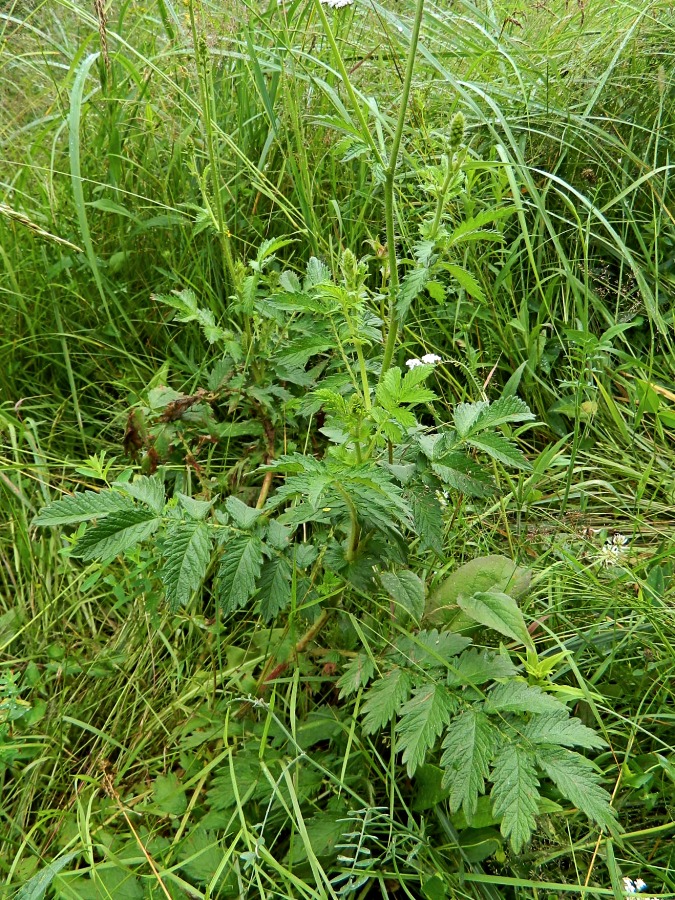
[486,682,562,716]
[256,556,292,621]
[441,709,497,818]
[523,712,607,750]
[396,684,455,776]
[153,772,187,816]
[72,507,161,560]
[536,746,619,832]
[225,495,262,529]
[380,570,425,623]
[338,653,376,699]
[116,475,165,513]
[490,744,540,853]
[467,433,531,470]
[33,490,131,527]
[426,554,532,626]
[217,534,264,614]
[362,668,412,735]
[457,590,534,650]
[163,520,212,609]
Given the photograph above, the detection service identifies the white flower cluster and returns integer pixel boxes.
[623,876,656,898]
[435,489,449,508]
[405,353,442,369]
[320,0,354,7]
[599,533,629,568]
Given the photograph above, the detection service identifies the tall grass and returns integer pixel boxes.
[1,0,675,896]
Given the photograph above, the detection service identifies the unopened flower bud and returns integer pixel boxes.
[449,111,465,149]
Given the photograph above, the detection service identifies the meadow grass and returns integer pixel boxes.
[1,0,675,896]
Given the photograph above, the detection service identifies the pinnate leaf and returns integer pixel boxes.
[441,709,497,818]
[72,507,161,560]
[490,744,540,853]
[457,589,534,650]
[486,681,562,716]
[163,520,212,609]
[396,684,455,776]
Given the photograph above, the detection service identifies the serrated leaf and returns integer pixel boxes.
[337,653,376,699]
[267,520,291,550]
[72,507,161,560]
[441,709,496,817]
[485,682,562,716]
[457,590,534,650]
[474,396,535,431]
[256,556,292,621]
[432,455,495,498]
[217,534,264,614]
[177,493,213,520]
[467,433,531,470]
[276,336,333,368]
[396,684,455,776]
[410,492,444,555]
[304,256,332,289]
[442,263,484,300]
[397,265,429,320]
[491,744,540,853]
[117,475,165,513]
[279,270,301,293]
[380,570,425,623]
[446,648,517,687]
[153,772,187,816]
[454,402,488,438]
[362,668,412,734]
[536,746,619,832]
[396,629,471,669]
[33,490,131,527]
[524,713,607,750]
[163,520,212,609]
[375,367,402,410]
[225,495,262,529]
[399,366,437,405]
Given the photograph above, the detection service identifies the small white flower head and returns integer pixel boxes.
[420,353,443,365]
[598,532,629,568]
[634,880,647,892]
[623,878,636,894]
[406,358,424,369]
[321,0,354,7]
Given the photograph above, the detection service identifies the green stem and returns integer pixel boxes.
[335,483,360,561]
[429,155,457,239]
[380,0,427,380]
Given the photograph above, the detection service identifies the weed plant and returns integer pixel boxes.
[1,0,675,898]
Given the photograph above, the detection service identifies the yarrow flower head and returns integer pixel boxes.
[406,353,443,369]
[320,0,354,7]
[622,876,656,899]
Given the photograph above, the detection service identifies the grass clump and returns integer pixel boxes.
[1,0,675,897]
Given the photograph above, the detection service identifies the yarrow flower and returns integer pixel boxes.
[406,353,443,369]
[320,0,354,7]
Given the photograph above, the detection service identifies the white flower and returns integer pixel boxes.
[435,489,449,508]
[598,533,629,568]
[405,353,442,369]
[634,881,647,892]
[623,878,636,894]
[321,0,354,7]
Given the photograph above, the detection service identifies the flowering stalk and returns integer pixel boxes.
[380,0,427,381]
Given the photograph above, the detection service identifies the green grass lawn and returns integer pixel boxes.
[1,0,674,897]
